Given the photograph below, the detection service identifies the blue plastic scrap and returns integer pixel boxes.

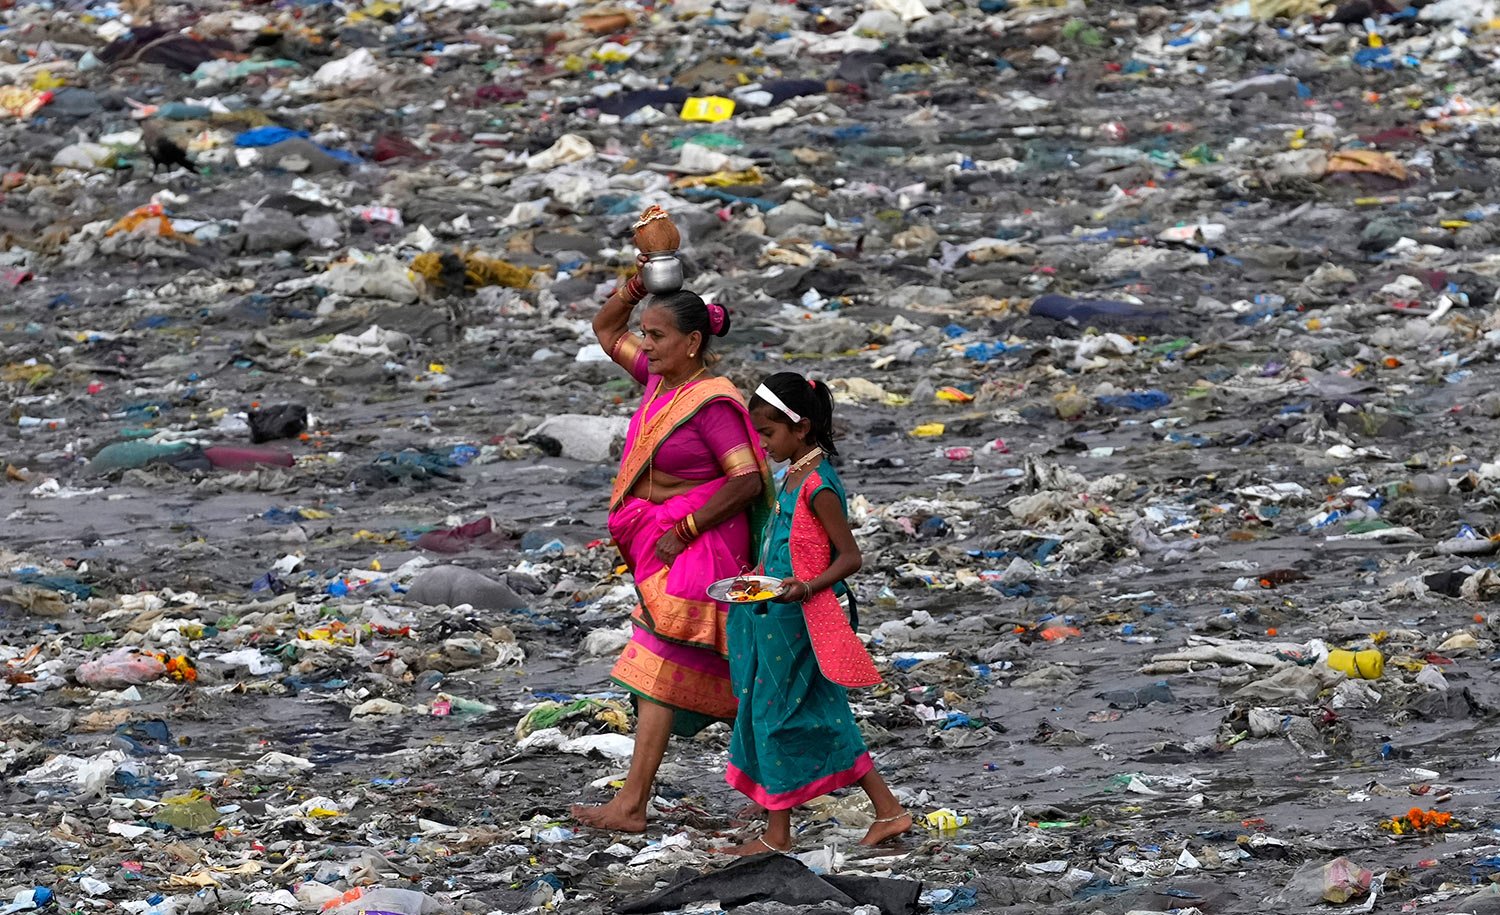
[234,126,310,147]
[924,887,979,913]
[1097,390,1171,411]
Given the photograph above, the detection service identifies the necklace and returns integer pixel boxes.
[643,366,707,502]
[758,446,824,573]
[772,447,823,518]
[787,447,824,475]
[659,364,706,392]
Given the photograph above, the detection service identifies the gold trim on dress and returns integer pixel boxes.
[719,444,758,477]
[610,332,642,367]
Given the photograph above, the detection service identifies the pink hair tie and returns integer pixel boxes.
[706,302,727,335]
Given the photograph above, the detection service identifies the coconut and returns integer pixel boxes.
[632,205,680,253]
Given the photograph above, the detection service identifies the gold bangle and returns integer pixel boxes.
[686,514,699,538]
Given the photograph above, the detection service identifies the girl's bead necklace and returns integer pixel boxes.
[787,446,824,475]
[772,447,823,517]
[759,446,824,572]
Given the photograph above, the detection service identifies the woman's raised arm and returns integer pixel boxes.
[593,253,649,363]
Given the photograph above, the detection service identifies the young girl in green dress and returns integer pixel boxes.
[722,371,911,855]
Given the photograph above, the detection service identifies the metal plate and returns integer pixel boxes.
[706,575,782,604]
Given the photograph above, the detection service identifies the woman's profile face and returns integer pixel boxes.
[640,304,699,379]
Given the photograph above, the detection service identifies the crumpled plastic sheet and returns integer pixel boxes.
[616,853,921,915]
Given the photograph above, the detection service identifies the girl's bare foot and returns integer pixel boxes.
[718,835,791,856]
[571,796,647,833]
[859,811,912,846]
[733,801,767,822]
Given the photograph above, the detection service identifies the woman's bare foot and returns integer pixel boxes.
[718,835,791,857]
[571,796,648,833]
[859,811,912,846]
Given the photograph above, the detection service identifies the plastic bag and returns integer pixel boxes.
[152,792,220,833]
[312,48,381,88]
[75,649,166,688]
[322,886,448,915]
[1275,857,1373,906]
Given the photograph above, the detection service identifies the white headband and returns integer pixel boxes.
[755,384,801,423]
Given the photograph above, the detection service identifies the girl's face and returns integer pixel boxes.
[751,405,808,463]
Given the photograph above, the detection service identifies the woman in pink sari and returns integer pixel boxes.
[571,272,769,834]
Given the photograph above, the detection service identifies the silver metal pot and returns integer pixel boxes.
[640,251,684,295]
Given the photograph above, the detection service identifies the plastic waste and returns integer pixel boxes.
[526,134,595,171]
[0,888,54,915]
[151,792,220,833]
[75,649,167,688]
[524,414,630,462]
[924,888,979,914]
[17,416,67,430]
[20,751,124,796]
[86,441,194,474]
[515,697,631,738]
[617,853,921,915]
[406,565,527,611]
[7,0,1500,905]
[1326,649,1384,680]
[248,403,309,443]
[203,445,295,471]
[413,516,499,553]
[1029,294,1170,330]
[1096,683,1176,709]
[215,648,284,675]
[1097,391,1171,412]
[322,886,449,915]
[312,48,382,88]
[924,808,971,833]
[681,96,736,122]
[558,733,635,760]
[1273,857,1374,906]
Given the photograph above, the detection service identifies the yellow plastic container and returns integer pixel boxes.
[924,808,971,832]
[680,96,736,123]
[1327,648,1383,679]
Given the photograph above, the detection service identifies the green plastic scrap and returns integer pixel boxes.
[1151,338,1193,354]
[86,440,194,475]
[514,698,630,739]
[1061,18,1105,47]
[152,791,220,833]
[1343,519,1394,535]
[671,132,743,150]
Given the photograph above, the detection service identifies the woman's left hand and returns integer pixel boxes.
[655,530,688,565]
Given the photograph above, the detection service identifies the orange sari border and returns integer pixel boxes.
[635,568,727,655]
[611,647,737,721]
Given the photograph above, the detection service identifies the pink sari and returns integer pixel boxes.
[605,349,770,736]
